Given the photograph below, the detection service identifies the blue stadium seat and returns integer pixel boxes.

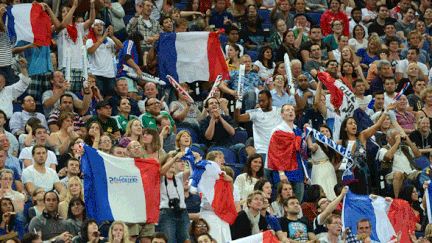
[262,23,272,30]
[13,102,22,113]
[233,130,248,144]
[414,156,430,170]
[247,50,259,62]
[190,145,204,158]
[208,146,237,165]
[99,220,114,238]
[177,127,199,144]
[124,15,135,26]
[307,12,322,26]
[258,9,271,24]
[238,146,247,165]
[174,3,186,11]
[228,165,242,180]
[219,34,228,44]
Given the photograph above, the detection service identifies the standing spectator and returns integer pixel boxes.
[126,0,162,53]
[86,20,123,98]
[0,58,30,119]
[86,101,121,140]
[108,78,140,116]
[208,0,238,29]
[9,96,49,136]
[104,0,127,41]
[320,0,349,37]
[56,0,96,93]
[0,4,14,86]
[270,0,294,29]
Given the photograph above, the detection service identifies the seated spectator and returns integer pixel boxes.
[75,74,104,122]
[126,141,145,159]
[86,101,121,140]
[385,37,401,68]
[188,219,211,243]
[50,112,82,156]
[395,7,416,39]
[374,113,391,147]
[323,20,344,50]
[0,110,19,157]
[183,179,201,220]
[291,13,310,47]
[356,219,379,243]
[28,190,73,241]
[86,20,123,98]
[208,0,238,29]
[181,0,205,29]
[356,34,381,70]
[399,185,424,231]
[342,62,368,89]
[253,47,275,82]
[407,79,425,112]
[239,5,268,50]
[260,198,290,243]
[300,26,334,63]
[271,181,294,218]
[27,188,45,224]
[320,0,349,37]
[19,118,43,151]
[304,44,326,77]
[393,95,415,134]
[0,169,24,213]
[409,117,432,159]
[367,49,395,84]
[306,0,327,13]
[140,98,176,134]
[314,187,348,238]
[196,233,213,243]
[84,121,103,149]
[383,77,398,108]
[301,185,325,222]
[380,22,407,50]
[0,58,30,120]
[72,219,101,243]
[414,20,432,54]
[20,126,58,170]
[110,145,126,158]
[222,26,244,57]
[271,74,298,108]
[270,0,294,29]
[360,0,378,24]
[0,147,24,194]
[357,233,372,243]
[108,78,140,117]
[278,196,317,242]
[379,129,422,198]
[297,74,316,109]
[107,221,131,243]
[42,71,90,117]
[396,49,428,83]
[234,154,264,204]
[156,115,176,157]
[174,18,189,33]
[99,135,113,154]
[219,54,263,110]
[232,191,268,240]
[275,30,301,63]
[226,44,240,71]
[332,35,349,64]
[340,46,358,67]
[66,197,87,236]
[137,82,169,114]
[119,119,144,149]
[22,145,66,200]
[9,96,48,137]
[60,158,81,190]
[319,215,344,243]
[400,30,431,67]
[202,88,229,116]
[47,94,87,134]
[269,19,287,49]
[113,98,138,134]
[170,83,204,132]
[142,128,166,161]
[0,198,26,240]
[370,60,392,94]
[353,79,372,110]
[160,16,174,34]
[58,176,84,219]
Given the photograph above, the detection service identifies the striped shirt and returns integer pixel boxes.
[47,109,85,130]
[0,31,12,67]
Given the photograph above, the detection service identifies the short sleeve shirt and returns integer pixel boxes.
[86,116,120,134]
[278,217,313,242]
[139,111,175,132]
[22,165,60,192]
[225,70,263,94]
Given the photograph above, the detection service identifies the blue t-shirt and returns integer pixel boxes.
[209,9,236,29]
[116,40,139,78]
[265,212,282,232]
[356,48,379,67]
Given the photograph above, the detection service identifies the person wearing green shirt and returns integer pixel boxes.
[139,98,177,134]
[86,100,121,140]
[112,98,137,134]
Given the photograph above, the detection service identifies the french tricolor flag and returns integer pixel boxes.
[392,82,410,104]
[228,230,279,243]
[81,145,160,223]
[3,3,52,46]
[157,31,230,84]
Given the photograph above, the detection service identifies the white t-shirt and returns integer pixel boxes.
[86,37,116,78]
[56,23,86,69]
[349,19,368,38]
[247,106,283,154]
[19,146,58,169]
[361,8,377,21]
[253,60,275,80]
[348,38,368,52]
[22,166,60,192]
[160,172,186,209]
[356,95,372,108]
[396,59,429,79]
[42,91,78,115]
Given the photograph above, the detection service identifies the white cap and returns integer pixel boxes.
[91,19,105,28]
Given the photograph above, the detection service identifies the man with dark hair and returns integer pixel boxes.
[353,79,372,109]
[356,218,379,243]
[110,144,126,157]
[10,96,48,136]
[300,26,334,63]
[28,190,73,241]
[370,60,392,94]
[304,44,326,77]
[361,0,378,23]
[47,93,86,133]
[407,79,426,111]
[208,0,238,29]
[139,98,176,133]
[21,233,42,243]
[395,47,428,83]
[159,16,173,33]
[332,35,349,62]
[86,100,121,140]
[222,26,244,57]
[60,158,81,189]
[380,22,407,49]
[368,5,394,36]
[196,233,213,243]
[395,7,416,38]
[349,7,368,37]
[325,60,339,79]
[108,78,140,116]
[19,126,58,170]
[151,232,168,243]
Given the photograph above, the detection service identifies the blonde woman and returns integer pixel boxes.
[417,87,432,131]
[107,221,132,243]
[340,46,358,65]
[270,181,294,218]
[356,34,381,69]
[174,130,201,161]
[58,176,84,219]
[119,119,144,148]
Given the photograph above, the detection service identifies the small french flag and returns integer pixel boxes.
[391,83,410,104]
[228,230,279,243]
[3,3,52,46]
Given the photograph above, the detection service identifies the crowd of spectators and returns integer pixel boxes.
[2,0,432,241]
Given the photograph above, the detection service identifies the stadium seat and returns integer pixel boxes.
[262,23,272,30]
[208,146,237,165]
[233,130,248,144]
[174,3,186,11]
[307,12,322,26]
[177,127,199,144]
[219,34,228,44]
[258,9,271,24]
[123,15,134,26]
[414,156,430,170]
[99,220,114,238]
[247,50,259,62]
[228,165,242,180]
[238,146,247,165]
[13,102,22,113]
[190,145,204,158]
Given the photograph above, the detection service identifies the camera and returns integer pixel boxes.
[169,198,181,213]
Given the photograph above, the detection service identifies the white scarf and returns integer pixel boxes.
[244,207,260,235]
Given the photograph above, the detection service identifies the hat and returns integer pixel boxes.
[294,12,307,19]
[96,100,112,109]
[91,19,104,28]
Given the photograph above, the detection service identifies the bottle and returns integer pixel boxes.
[55,143,60,156]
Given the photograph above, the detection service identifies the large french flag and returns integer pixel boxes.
[157,31,230,84]
[228,230,279,243]
[342,189,396,243]
[81,145,161,223]
[3,3,52,46]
